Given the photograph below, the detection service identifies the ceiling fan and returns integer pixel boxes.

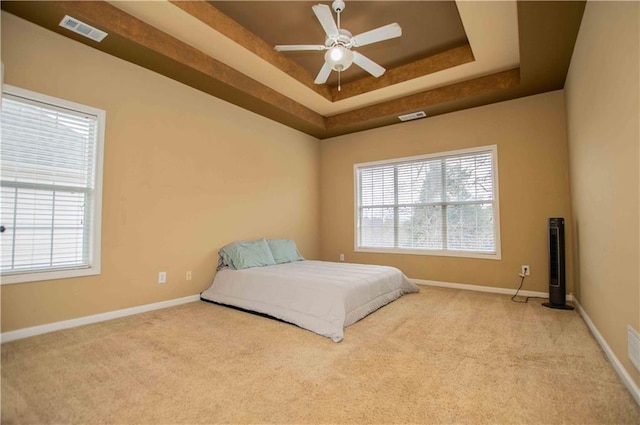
[274,0,402,90]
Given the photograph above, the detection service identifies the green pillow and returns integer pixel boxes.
[219,238,276,270]
[267,239,305,264]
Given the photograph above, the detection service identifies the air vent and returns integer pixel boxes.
[398,111,426,122]
[59,15,108,42]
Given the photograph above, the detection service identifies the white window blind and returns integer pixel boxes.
[355,146,500,258]
[1,86,105,283]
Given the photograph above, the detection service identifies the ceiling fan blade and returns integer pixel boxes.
[314,62,333,84]
[312,4,339,38]
[352,23,402,47]
[352,52,385,78]
[274,45,326,52]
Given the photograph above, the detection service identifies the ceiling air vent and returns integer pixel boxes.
[398,111,427,122]
[59,15,108,42]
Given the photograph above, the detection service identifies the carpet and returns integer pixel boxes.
[2,286,639,424]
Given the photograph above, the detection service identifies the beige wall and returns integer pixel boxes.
[565,1,640,385]
[0,13,320,332]
[320,91,573,293]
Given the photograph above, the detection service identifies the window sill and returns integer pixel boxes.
[1,266,101,285]
[355,247,501,260]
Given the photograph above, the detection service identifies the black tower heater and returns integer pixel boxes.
[543,218,574,310]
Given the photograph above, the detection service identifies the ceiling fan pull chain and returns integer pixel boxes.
[338,70,341,91]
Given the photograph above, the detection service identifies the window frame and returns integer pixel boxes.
[1,85,106,284]
[353,145,501,260]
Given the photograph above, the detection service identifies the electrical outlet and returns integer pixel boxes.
[158,271,167,284]
[339,253,345,262]
[521,265,530,276]
[186,271,192,281]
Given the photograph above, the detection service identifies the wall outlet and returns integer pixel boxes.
[339,253,345,262]
[158,271,167,284]
[186,271,192,281]
[521,265,530,276]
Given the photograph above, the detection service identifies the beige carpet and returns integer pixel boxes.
[2,286,639,424]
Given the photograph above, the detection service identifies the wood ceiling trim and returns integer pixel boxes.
[173,0,473,103]
[3,1,327,132]
[326,68,520,129]
[333,44,475,101]
[63,1,327,129]
[170,0,333,102]
[2,1,584,140]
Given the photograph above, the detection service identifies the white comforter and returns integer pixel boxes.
[200,260,419,342]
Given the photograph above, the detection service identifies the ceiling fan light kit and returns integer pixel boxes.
[326,45,353,71]
[274,0,402,90]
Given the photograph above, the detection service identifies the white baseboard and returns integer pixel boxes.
[1,294,201,344]
[412,278,574,301]
[573,298,640,407]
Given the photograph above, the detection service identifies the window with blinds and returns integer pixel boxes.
[1,86,105,284]
[355,146,500,259]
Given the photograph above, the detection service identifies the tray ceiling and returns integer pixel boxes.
[211,1,469,86]
[0,1,585,139]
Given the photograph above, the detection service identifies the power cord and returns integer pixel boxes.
[511,274,547,304]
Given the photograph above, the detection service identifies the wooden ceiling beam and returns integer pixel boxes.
[2,1,327,133]
[2,1,585,139]
[326,68,520,129]
[334,44,475,101]
[57,1,327,129]
[170,0,334,102]
[173,1,473,103]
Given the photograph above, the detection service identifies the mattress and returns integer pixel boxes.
[200,260,419,342]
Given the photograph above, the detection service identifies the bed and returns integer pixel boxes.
[200,258,419,342]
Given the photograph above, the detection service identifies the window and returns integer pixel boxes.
[1,85,105,284]
[355,145,500,259]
